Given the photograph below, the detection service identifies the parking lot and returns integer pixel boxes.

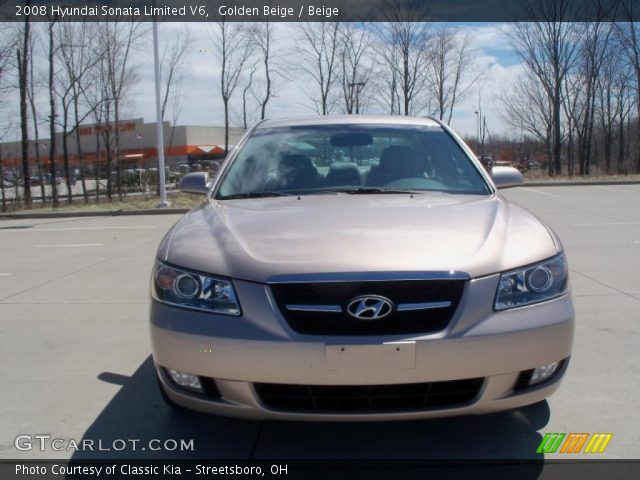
[0,184,639,460]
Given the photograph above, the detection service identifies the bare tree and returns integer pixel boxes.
[614,63,634,173]
[26,29,45,201]
[56,22,102,204]
[157,25,191,194]
[574,15,615,176]
[46,16,61,207]
[596,34,634,174]
[160,27,191,121]
[377,0,432,116]
[508,0,581,175]
[212,16,253,153]
[618,1,640,172]
[0,21,12,211]
[241,63,256,129]
[372,35,401,115]
[250,21,280,120]
[500,72,554,164]
[69,22,102,203]
[427,27,480,125]
[339,22,374,114]
[17,13,32,207]
[94,21,141,200]
[297,21,342,115]
[82,67,106,201]
[561,70,581,175]
[597,44,621,173]
[0,22,12,95]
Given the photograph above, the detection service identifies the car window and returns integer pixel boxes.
[215,124,491,198]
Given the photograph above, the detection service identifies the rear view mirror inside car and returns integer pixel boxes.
[330,132,373,147]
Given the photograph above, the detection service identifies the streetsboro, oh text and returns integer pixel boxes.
[16,464,271,476]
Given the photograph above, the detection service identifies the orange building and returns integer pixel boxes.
[0,118,245,174]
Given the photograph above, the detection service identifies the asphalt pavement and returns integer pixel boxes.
[0,184,638,461]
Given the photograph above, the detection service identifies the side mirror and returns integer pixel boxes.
[180,172,210,195]
[491,166,524,189]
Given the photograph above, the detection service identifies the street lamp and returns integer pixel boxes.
[347,82,366,114]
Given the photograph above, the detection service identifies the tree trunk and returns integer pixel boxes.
[604,131,612,174]
[617,114,625,174]
[18,21,32,208]
[74,98,88,203]
[403,53,410,116]
[224,99,229,154]
[261,54,270,120]
[62,123,72,205]
[114,104,122,199]
[567,134,574,177]
[105,128,113,201]
[553,94,562,176]
[48,22,58,207]
[0,147,6,212]
[637,103,640,173]
[95,132,101,202]
[28,38,45,203]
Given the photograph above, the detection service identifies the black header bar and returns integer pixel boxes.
[2,0,640,23]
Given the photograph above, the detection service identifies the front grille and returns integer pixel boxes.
[255,378,484,413]
[270,279,465,335]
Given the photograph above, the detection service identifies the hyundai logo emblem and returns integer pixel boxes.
[347,295,394,320]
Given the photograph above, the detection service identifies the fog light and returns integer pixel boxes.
[166,368,203,393]
[530,361,560,386]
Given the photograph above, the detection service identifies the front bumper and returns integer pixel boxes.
[150,274,575,421]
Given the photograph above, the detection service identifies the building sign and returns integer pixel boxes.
[78,121,139,137]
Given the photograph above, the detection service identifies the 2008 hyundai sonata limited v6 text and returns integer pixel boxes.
[150,115,574,421]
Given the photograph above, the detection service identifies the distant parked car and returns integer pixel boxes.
[1,177,15,187]
[529,160,543,170]
[478,155,493,172]
[178,164,190,176]
[41,174,62,185]
[515,159,530,173]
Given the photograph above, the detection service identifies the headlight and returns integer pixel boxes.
[495,254,568,310]
[152,261,241,316]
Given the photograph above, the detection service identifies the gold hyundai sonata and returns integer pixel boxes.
[150,116,574,420]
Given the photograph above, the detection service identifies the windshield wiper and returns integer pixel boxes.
[219,191,292,200]
[322,187,420,195]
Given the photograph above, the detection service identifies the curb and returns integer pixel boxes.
[1,181,638,220]
[0,208,190,220]
[524,180,640,187]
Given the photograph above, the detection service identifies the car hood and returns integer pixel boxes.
[159,193,560,282]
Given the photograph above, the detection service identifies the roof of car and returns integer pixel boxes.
[256,115,442,129]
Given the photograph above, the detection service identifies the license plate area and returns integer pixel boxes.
[326,342,416,371]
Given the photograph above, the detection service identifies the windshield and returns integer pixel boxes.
[215,124,492,199]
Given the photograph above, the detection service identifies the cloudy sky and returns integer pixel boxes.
[2,22,526,141]
[123,22,524,139]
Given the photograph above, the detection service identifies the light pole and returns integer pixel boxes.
[153,20,168,207]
